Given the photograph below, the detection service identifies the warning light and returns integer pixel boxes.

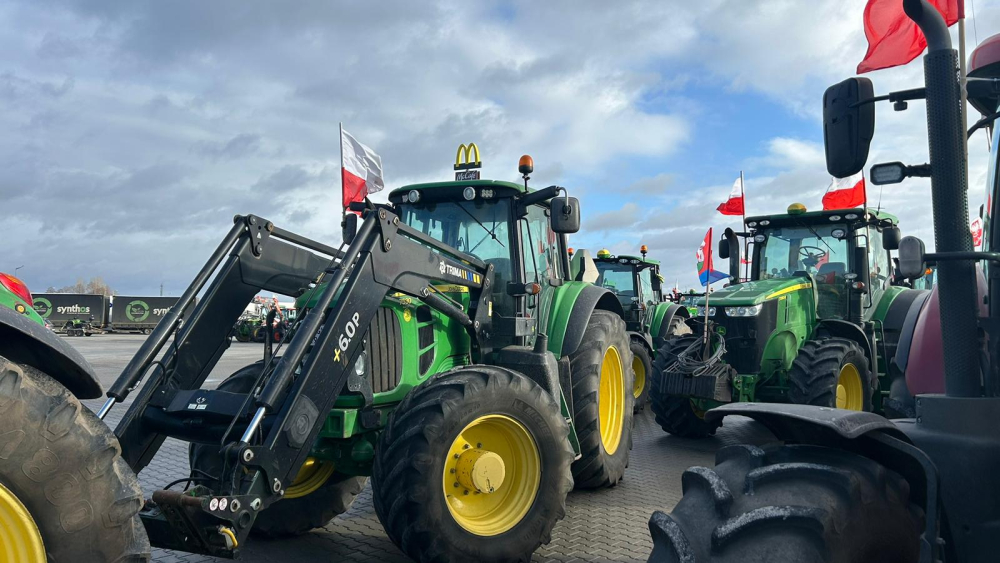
[518,155,534,176]
[787,203,807,215]
[597,249,611,258]
[640,245,648,257]
[568,247,575,256]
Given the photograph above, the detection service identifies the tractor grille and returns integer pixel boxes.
[417,306,435,375]
[713,300,778,374]
[363,307,403,394]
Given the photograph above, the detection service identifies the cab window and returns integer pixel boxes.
[521,205,559,282]
[638,267,655,306]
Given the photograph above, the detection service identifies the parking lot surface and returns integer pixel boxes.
[70,334,773,563]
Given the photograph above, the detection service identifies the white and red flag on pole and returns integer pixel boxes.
[341,125,384,212]
[971,217,984,248]
[857,0,962,74]
[717,176,744,216]
[822,173,866,210]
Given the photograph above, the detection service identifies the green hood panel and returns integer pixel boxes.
[699,277,812,306]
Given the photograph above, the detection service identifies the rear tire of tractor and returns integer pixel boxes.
[631,341,652,413]
[649,336,721,438]
[568,310,635,489]
[648,443,923,562]
[189,361,366,537]
[788,338,872,411]
[0,355,150,562]
[372,365,574,563]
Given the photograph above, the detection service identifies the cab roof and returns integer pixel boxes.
[389,179,528,199]
[594,254,660,267]
[746,207,898,228]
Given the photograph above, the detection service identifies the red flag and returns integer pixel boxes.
[716,177,744,216]
[341,126,385,212]
[823,173,866,210]
[857,0,962,74]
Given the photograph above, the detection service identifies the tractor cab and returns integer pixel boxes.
[587,247,663,330]
[387,146,580,350]
[716,204,901,324]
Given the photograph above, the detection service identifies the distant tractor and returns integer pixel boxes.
[571,246,689,409]
[650,203,928,437]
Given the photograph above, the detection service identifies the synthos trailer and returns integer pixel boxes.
[31,293,108,327]
[110,296,194,333]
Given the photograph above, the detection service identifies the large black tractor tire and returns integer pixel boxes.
[372,366,574,563]
[648,443,923,562]
[234,324,250,343]
[189,361,366,537]
[631,340,653,413]
[568,310,635,489]
[788,338,873,411]
[649,335,721,438]
[0,355,150,562]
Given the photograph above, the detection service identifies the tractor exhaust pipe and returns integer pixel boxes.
[906,0,982,397]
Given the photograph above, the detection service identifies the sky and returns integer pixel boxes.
[2,0,999,295]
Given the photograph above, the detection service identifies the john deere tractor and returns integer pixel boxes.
[650,202,929,437]
[571,246,690,409]
[0,148,635,563]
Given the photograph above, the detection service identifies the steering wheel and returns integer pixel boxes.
[798,245,827,266]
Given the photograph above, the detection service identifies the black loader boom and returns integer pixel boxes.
[99,208,495,557]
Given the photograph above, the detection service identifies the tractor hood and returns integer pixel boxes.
[699,277,811,306]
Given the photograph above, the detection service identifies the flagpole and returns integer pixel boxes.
[339,122,346,225]
[740,170,748,282]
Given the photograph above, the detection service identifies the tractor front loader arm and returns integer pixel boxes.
[106,210,494,558]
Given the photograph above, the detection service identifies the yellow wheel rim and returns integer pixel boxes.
[285,458,336,499]
[599,345,625,455]
[632,356,646,400]
[836,363,865,411]
[0,481,45,562]
[442,415,541,536]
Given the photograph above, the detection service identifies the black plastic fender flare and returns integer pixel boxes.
[561,285,625,357]
[653,303,690,350]
[629,331,654,355]
[0,305,102,398]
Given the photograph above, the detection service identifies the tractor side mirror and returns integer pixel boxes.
[550,197,581,233]
[897,236,928,279]
[718,238,730,259]
[824,77,875,178]
[883,227,901,250]
[651,273,662,292]
[342,214,358,246]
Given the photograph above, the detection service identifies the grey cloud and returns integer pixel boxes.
[197,133,263,161]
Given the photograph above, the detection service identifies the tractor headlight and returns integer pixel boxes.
[354,351,367,376]
[463,186,476,200]
[407,190,421,203]
[725,304,763,317]
[696,306,716,316]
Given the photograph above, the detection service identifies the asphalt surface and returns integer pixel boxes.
[69,333,775,563]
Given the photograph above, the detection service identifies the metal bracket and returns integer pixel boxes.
[243,215,272,258]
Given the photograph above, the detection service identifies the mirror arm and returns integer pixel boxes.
[924,251,1000,264]
[968,109,1000,138]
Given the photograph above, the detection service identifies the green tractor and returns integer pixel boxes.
[570,246,690,409]
[650,202,927,437]
[0,149,636,562]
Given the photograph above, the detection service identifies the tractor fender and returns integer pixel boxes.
[0,305,102,399]
[629,331,654,354]
[547,282,624,357]
[649,302,690,350]
[812,319,874,369]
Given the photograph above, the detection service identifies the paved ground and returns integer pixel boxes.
[69,334,775,563]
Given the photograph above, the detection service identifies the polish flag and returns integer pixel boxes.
[971,217,984,248]
[822,173,866,210]
[716,177,744,216]
[857,0,962,74]
[341,126,384,212]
